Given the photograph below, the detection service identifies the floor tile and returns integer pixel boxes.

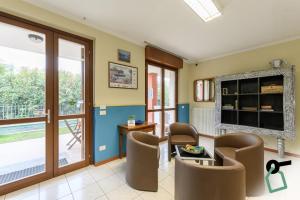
[97,174,125,193]
[158,169,169,182]
[66,170,96,192]
[5,184,39,200]
[133,196,144,200]
[72,183,104,200]
[87,165,114,181]
[95,195,109,200]
[106,184,140,200]
[58,194,74,200]
[39,175,71,200]
[115,170,127,183]
[159,176,174,195]
[139,187,173,200]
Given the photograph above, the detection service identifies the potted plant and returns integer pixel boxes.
[128,115,136,127]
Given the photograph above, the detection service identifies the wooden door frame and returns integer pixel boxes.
[53,33,92,176]
[0,11,94,195]
[0,13,54,196]
[145,60,178,141]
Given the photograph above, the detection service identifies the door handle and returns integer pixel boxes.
[45,109,51,124]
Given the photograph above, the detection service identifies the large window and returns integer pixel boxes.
[147,64,177,140]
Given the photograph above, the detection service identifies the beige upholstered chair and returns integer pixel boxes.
[168,123,199,161]
[214,133,265,196]
[126,131,160,192]
[175,156,246,200]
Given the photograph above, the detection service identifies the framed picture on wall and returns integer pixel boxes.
[108,62,138,89]
[118,49,131,63]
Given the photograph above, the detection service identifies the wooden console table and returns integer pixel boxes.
[118,122,156,158]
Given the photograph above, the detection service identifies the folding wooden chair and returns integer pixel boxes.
[64,119,82,150]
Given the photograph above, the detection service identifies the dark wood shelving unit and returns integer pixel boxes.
[221,75,284,131]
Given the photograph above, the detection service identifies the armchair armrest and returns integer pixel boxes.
[190,124,199,144]
[132,131,159,146]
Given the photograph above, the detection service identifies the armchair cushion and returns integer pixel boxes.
[215,147,238,159]
[170,135,197,145]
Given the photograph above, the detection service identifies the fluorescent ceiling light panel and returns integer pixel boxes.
[184,0,222,22]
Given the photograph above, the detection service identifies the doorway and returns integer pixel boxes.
[0,14,92,195]
[146,63,178,141]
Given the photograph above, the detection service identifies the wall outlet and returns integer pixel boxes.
[100,110,106,116]
[99,145,106,151]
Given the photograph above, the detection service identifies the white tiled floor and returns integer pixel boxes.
[1,136,300,200]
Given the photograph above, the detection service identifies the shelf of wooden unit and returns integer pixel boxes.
[222,109,237,111]
[238,93,259,95]
[260,111,283,114]
[238,110,258,112]
[260,92,283,95]
[222,94,238,96]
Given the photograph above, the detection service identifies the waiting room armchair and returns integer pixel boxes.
[214,133,265,196]
[175,156,246,200]
[126,131,160,192]
[168,123,199,161]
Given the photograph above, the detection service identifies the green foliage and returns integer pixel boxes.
[0,63,81,117]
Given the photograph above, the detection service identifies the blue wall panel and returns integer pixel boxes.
[93,104,189,163]
[93,105,145,163]
[177,104,190,123]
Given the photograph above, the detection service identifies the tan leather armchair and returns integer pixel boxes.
[175,156,246,200]
[168,123,199,161]
[126,131,159,192]
[214,133,265,196]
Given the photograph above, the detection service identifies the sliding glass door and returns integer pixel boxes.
[146,63,177,140]
[0,14,92,195]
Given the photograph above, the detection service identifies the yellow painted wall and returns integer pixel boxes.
[0,0,189,107]
[178,62,190,104]
[189,39,300,154]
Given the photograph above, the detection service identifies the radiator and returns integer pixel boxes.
[192,107,216,136]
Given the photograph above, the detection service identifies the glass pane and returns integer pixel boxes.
[59,118,85,167]
[210,81,215,100]
[204,80,210,101]
[147,112,162,138]
[196,80,204,101]
[164,110,176,136]
[164,69,176,109]
[0,22,46,119]
[58,39,85,115]
[147,65,162,110]
[0,122,46,185]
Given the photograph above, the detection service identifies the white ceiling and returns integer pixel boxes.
[24,0,300,61]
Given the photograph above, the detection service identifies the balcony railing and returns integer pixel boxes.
[0,103,83,120]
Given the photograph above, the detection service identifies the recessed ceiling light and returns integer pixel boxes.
[28,34,44,43]
[184,0,222,22]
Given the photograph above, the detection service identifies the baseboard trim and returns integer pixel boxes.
[264,147,300,158]
[199,133,300,158]
[94,154,126,166]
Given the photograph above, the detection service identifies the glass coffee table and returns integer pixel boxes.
[175,145,215,166]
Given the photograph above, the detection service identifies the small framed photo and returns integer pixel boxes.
[118,49,131,63]
[108,62,138,89]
